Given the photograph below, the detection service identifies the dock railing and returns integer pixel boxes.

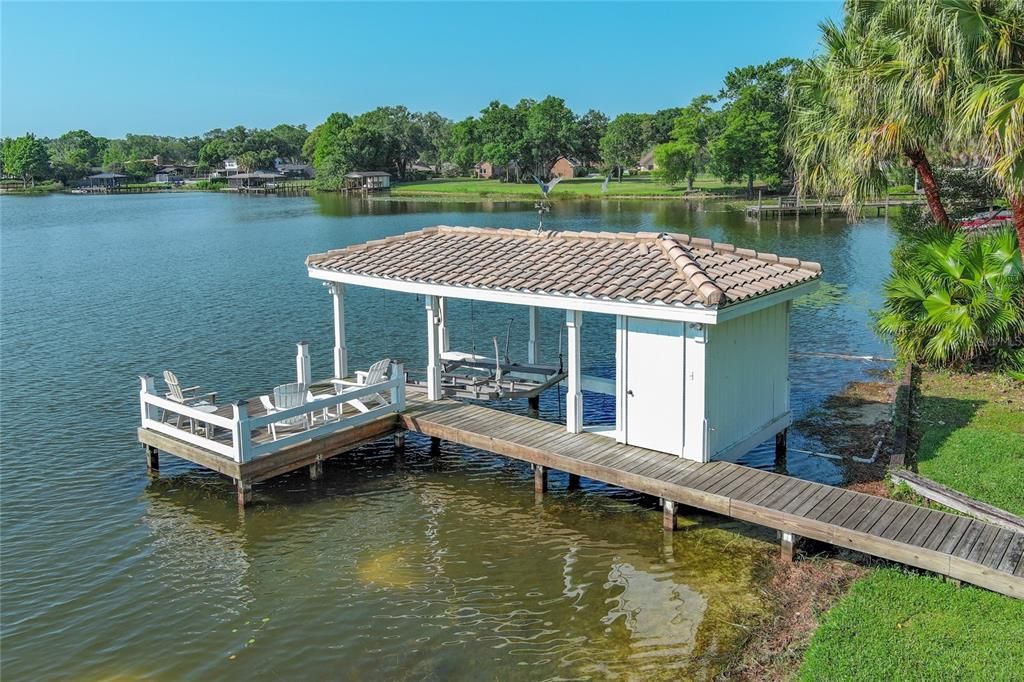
[139,364,405,463]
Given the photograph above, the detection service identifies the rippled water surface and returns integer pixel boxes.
[1,193,895,679]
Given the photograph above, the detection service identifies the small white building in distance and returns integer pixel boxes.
[306,227,822,462]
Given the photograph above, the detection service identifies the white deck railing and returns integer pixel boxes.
[139,365,405,463]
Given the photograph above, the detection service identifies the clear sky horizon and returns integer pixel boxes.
[1,1,842,139]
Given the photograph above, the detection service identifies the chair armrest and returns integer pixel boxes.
[354,371,369,382]
[180,385,202,395]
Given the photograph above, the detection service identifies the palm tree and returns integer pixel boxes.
[876,225,1024,369]
[790,0,1024,239]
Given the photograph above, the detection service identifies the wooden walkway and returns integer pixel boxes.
[399,395,1024,599]
[745,198,922,218]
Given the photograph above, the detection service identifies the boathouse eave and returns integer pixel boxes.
[306,266,719,323]
[307,266,820,324]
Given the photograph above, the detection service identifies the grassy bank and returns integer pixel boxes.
[798,569,1024,681]
[392,175,759,199]
[914,370,1024,516]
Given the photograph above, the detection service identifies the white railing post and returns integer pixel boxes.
[139,374,157,424]
[232,401,253,463]
[566,310,583,434]
[390,362,406,412]
[296,340,311,389]
[329,283,348,379]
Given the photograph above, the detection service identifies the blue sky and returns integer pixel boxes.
[1,1,841,139]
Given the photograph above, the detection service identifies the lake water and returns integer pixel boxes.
[0,192,895,679]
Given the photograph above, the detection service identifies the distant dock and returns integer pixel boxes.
[746,193,924,218]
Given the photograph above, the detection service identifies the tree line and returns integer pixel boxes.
[0,58,798,192]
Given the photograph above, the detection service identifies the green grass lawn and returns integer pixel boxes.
[798,569,1024,681]
[392,175,755,199]
[914,371,1024,516]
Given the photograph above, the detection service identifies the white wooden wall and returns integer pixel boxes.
[703,301,791,459]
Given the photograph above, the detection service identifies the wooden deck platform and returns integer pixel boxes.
[139,388,1024,599]
[399,395,1024,599]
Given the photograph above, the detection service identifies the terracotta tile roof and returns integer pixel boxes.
[306,226,822,308]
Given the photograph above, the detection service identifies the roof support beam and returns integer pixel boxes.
[527,306,540,364]
[566,310,583,434]
[329,283,348,379]
[438,296,450,354]
[425,295,442,400]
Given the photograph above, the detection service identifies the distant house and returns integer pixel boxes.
[344,171,391,192]
[550,156,584,179]
[223,158,239,174]
[636,149,657,172]
[154,165,194,183]
[87,172,127,188]
[473,162,506,180]
[227,170,285,189]
[275,161,315,179]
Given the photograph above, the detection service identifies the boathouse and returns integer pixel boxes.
[136,225,1024,597]
[306,226,822,462]
[344,171,391,192]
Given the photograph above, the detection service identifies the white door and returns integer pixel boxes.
[625,318,684,455]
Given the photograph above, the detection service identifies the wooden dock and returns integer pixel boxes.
[745,196,923,218]
[398,395,1024,599]
[139,388,1024,599]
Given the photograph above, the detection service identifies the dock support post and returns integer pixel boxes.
[438,297,450,354]
[527,395,540,414]
[774,428,788,474]
[296,341,311,389]
[236,481,253,509]
[757,189,762,213]
[309,454,324,481]
[663,499,677,531]
[527,306,540,364]
[394,432,406,450]
[565,310,583,434]
[329,283,348,379]
[430,436,441,456]
[567,473,580,491]
[534,465,548,496]
[780,531,800,561]
[144,445,159,473]
[425,295,442,400]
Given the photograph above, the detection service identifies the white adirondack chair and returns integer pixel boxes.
[333,358,393,413]
[162,370,218,432]
[259,382,311,440]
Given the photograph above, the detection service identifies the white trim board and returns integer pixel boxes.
[308,267,819,325]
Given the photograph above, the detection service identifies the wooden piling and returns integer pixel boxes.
[663,499,677,531]
[309,455,324,480]
[774,428,788,474]
[527,395,540,413]
[394,432,406,450]
[236,481,253,509]
[567,473,580,491]
[780,531,799,561]
[144,445,159,473]
[534,465,548,495]
[429,436,441,456]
